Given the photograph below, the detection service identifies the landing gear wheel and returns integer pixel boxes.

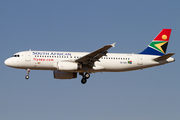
[81,78,87,84]
[85,73,90,79]
[25,75,29,79]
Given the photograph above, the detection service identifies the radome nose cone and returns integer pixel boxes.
[4,58,10,66]
[4,59,8,66]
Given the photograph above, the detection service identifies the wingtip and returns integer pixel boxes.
[111,42,116,47]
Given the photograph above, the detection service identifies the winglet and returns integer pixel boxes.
[111,43,116,47]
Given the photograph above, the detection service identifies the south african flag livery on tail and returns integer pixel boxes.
[140,29,172,56]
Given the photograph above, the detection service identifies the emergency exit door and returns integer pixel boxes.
[137,56,143,65]
[25,51,31,61]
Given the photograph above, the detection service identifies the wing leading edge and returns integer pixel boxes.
[75,43,116,67]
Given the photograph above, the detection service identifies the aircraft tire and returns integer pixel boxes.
[25,75,29,79]
[81,78,87,84]
[85,73,90,79]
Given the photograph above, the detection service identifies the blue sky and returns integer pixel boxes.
[0,0,179,120]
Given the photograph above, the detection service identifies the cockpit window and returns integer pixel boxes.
[12,54,20,57]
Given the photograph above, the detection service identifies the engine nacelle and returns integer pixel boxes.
[56,61,82,71]
[53,70,77,79]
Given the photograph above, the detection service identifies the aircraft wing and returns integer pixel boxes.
[75,43,116,66]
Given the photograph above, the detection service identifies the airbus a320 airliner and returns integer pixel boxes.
[4,29,175,84]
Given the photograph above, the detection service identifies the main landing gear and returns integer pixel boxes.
[80,73,90,84]
[25,69,30,79]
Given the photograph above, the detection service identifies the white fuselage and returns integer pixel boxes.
[4,51,175,73]
[4,29,175,84]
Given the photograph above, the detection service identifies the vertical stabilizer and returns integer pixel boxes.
[140,29,172,56]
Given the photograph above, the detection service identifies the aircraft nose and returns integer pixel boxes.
[4,58,11,66]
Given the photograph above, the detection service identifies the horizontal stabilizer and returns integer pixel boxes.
[153,53,175,61]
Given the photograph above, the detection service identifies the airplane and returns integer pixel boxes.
[4,29,175,84]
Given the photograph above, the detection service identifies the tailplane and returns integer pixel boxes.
[139,29,172,56]
[153,53,175,61]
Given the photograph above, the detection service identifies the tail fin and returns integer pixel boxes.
[139,29,172,56]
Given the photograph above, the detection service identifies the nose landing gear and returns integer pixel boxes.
[25,69,30,79]
[80,72,90,84]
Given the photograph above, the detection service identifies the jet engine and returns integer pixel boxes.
[56,61,82,71]
[53,70,77,79]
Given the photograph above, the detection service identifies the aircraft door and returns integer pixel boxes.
[137,56,143,65]
[25,51,31,61]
